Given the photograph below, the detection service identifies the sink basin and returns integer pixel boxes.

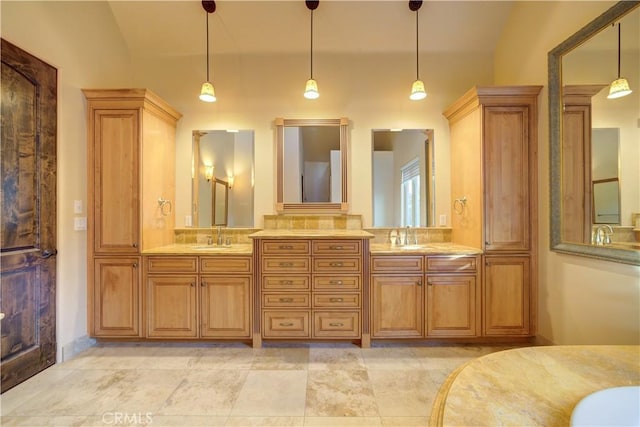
[571,386,640,426]
[399,245,434,251]
[191,245,231,250]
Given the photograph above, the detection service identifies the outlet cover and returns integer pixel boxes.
[74,217,87,231]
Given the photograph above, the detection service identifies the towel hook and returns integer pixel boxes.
[453,196,467,215]
[158,197,172,216]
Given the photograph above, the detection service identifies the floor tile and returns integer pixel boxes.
[304,416,383,426]
[0,366,75,415]
[252,347,310,370]
[380,416,430,426]
[368,370,439,417]
[361,347,423,370]
[225,416,305,426]
[305,370,378,417]
[308,347,366,371]
[231,370,307,416]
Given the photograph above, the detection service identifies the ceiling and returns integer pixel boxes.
[107,1,516,57]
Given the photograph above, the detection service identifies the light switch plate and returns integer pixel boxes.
[439,214,447,226]
[74,217,87,231]
[73,200,83,214]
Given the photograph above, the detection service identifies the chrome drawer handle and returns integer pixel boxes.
[279,322,294,327]
[329,298,343,303]
[329,280,344,285]
[329,262,344,267]
[280,280,293,285]
[279,245,294,249]
[329,322,344,327]
[329,245,343,250]
[279,298,294,303]
[280,262,294,267]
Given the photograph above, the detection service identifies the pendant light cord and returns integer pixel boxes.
[310,9,314,79]
[415,9,419,80]
[205,12,210,81]
[616,22,621,79]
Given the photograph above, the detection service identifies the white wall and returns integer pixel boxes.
[1,1,132,360]
[495,1,640,345]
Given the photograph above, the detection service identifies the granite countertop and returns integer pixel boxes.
[249,229,375,239]
[430,345,640,426]
[142,243,253,255]
[370,242,482,255]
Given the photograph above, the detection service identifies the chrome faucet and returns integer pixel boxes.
[593,225,614,245]
[216,226,225,246]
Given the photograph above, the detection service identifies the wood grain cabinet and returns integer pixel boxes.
[84,89,181,338]
[256,238,365,345]
[145,255,252,339]
[370,255,480,339]
[444,86,541,338]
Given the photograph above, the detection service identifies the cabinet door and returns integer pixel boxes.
[93,109,140,254]
[426,275,478,337]
[483,106,530,251]
[147,275,198,338]
[93,257,141,337]
[371,275,423,338]
[201,276,252,338]
[484,256,530,336]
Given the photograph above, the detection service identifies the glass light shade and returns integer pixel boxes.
[607,78,632,99]
[227,175,234,189]
[199,81,217,102]
[409,80,427,100]
[205,165,214,181]
[304,79,319,99]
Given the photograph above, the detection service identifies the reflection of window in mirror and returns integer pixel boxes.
[372,129,434,227]
[191,130,254,228]
[592,128,620,224]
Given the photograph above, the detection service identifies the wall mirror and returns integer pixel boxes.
[275,118,348,213]
[192,130,254,228]
[372,129,435,227]
[549,1,640,265]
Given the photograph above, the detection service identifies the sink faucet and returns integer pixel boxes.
[216,226,225,246]
[593,225,614,245]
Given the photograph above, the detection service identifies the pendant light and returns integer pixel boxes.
[409,1,426,101]
[304,1,320,99]
[607,22,632,99]
[199,1,217,102]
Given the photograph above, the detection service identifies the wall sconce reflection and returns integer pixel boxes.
[205,165,214,182]
[227,175,234,189]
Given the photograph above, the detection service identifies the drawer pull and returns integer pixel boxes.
[329,262,344,267]
[279,245,294,250]
[279,322,294,327]
[279,298,294,303]
[279,262,294,267]
[329,298,343,303]
[329,322,344,327]
[329,280,344,285]
[329,245,343,250]
[280,280,294,285]
[191,283,195,287]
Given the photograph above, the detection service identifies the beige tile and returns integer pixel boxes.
[225,416,305,426]
[304,416,383,426]
[412,345,511,371]
[60,345,158,370]
[107,369,186,414]
[158,369,248,416]
[231,370,307,416]
[137,346,201,370]
[142,415,227,426]
[308,347,365,371]
[368,370,438,417]
[0,366,76,415]
[361,347,423,370]
[191,346,255,370]
[305,370,378,417]
[380,416,430,426]
[0,416,89,426]
[252,347,309,370]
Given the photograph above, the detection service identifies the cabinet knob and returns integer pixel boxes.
[485,241,491,246]
[132,263,138,268]
[190,283,195,287]
[133,243,138,248]
[329,322,344,327]
[201,282,206,287]
[417,280,423,286]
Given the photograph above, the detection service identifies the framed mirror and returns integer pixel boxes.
[275,118,349,213]
[549,1,640,265]
[192,130,254,227]
[371,129,435,227]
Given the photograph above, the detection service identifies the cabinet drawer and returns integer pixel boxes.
[313,275,361,290]
[426,256,477,273]
[263,293,311,308]
[313,311,360,338]
[313,257,361,273]
[371,256,423,273]
[312,240,361,255]
[146,256,198,273]
[262,257,310,273]
[313,293,360,308]
[262,240,310,255]
[200,256,252,273]
[263,311,310,338]
[262,275,310,290]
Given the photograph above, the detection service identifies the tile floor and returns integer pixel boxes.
[0,342,518,426]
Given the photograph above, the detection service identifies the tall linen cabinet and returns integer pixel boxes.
[444,86,542,337]
[84,89,182,337]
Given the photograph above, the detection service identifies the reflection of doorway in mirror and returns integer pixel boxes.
[592,128,620,225]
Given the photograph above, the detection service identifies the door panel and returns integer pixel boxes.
[1,38,57,392]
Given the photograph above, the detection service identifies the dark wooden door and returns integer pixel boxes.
[1,39,57,392]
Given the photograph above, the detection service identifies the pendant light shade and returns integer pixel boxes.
[607,22,632,99]
[304,1,320,99]
[409,1,426,101]
[200,1,217,103]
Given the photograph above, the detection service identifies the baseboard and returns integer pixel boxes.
[532,334,555,346]
[60,335,97,362]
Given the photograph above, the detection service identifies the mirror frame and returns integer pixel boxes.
[275,117,349,213]
[549,0,640,265]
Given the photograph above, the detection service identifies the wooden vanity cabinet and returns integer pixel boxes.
[444,86,541,338]
[371,254,480,339]
[256,239,365,344]
[85,89,181,338]
[144,255,252,339]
